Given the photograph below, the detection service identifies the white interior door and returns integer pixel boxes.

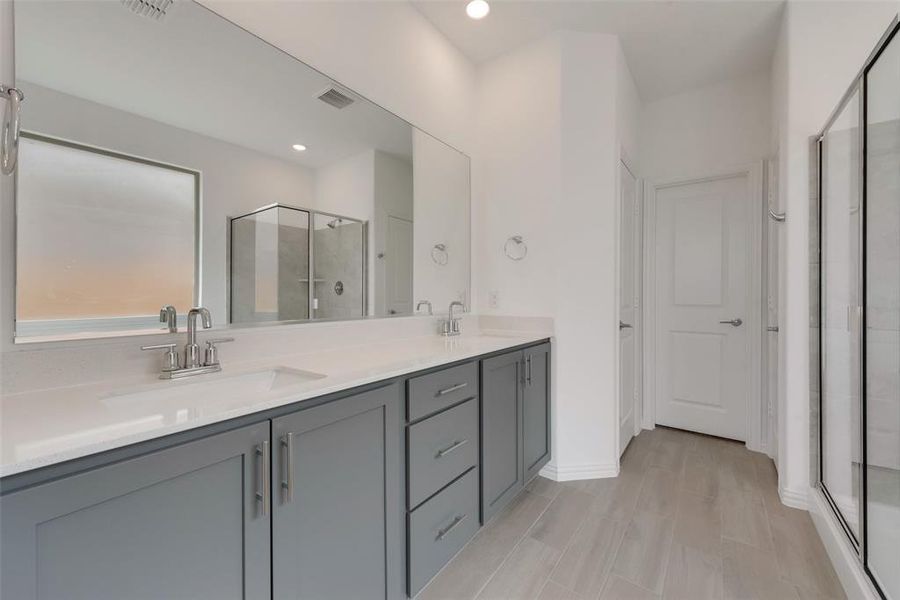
[654,174,750,441]
[619,162,638,455]
[386,216,413,316]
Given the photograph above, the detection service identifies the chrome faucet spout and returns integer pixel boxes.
[159,305,178,333]
[441,301,465,336]
[185,307,212,367]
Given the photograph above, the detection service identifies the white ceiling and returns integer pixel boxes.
[15,0,413,170]
[412,0,787,101]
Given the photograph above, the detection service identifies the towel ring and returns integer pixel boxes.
[504,236,527,261]
[431,243,448,266]
[1,84,24,176]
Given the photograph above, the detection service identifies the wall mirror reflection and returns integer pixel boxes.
[13,0,470,342]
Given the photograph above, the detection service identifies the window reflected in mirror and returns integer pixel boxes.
[16,134,198,341]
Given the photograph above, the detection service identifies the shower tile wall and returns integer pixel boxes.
[230,218,309,323]
[313,223,364,320]
[866,119,900,474]
[278,224,310,321]
[865,117,900,599]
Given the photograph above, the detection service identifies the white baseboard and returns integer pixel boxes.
[809,488,879,600]
[539,461,619,481]
[779,485,811,510]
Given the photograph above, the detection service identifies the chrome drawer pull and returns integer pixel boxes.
[436,439,469,459]
[255,441,270,516]
[436,382,468,396]
[436,514,468,541]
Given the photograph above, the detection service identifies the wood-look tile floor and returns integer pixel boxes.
[417,427,846,600]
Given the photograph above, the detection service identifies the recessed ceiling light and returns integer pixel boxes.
[466,0,489,20]
[291,144,307,152]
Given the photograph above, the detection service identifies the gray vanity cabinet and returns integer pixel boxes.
[0,423,271,600]
[481,344,551,523]
[271,383,403,600]
[523,343,552,481]
[481,350,525,522]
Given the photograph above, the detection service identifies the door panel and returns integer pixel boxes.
[386,216,413,316]
[619,162,638,454]
[272,384,402,600]
[0,424,270,600]
[524,344,551,480]
[821,87,862,540]
[481,350,523,523]
[655,174,750,440]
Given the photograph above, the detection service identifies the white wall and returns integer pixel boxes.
[474,31,636,479]
[641,72,772,181]
[412,130,471,312]
[770,0,900,506]
[20,82,317,323]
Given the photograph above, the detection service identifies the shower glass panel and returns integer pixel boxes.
[864,25,900,599]
[230,205,310,324]
[821,87,863,542]
[311,213,366,320]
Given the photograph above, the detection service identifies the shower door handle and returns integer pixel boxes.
[719,318,743,327]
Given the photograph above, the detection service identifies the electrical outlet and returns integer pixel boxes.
[489,290,499,309]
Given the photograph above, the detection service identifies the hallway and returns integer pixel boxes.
[419,427,845,600]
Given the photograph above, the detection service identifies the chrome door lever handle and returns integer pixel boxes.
[619,321,633,330]
[719,318,743,327]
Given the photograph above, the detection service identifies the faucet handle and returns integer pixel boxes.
[204,338,234,367]
[141,343,181,371]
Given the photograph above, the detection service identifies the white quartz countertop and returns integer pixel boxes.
[0,333,549,478]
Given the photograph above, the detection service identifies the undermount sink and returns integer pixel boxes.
[104,367,326,406]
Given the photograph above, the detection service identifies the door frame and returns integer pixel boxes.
[641,162,765,452]
[617,155,643,455]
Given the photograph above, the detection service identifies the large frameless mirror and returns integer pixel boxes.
[12,0,470,342]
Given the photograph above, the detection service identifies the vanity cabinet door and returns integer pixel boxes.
[272,383,403,600]
[0,423,271,600]
[523,343,552,481]
[480,350,524,523]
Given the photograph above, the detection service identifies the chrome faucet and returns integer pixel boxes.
[159,305,178,333]
[185,307,212,368]
[441,301,465,336]
[416,300,433,315]
[142,306,233,379]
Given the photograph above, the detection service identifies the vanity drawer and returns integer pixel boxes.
[408,467,480,596]
[408,362,478,422]
[408,398,479,508]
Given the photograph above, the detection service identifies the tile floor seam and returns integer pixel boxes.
[546,485,629,599]
[470,488,558,600]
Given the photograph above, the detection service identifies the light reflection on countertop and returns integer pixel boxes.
[1,333,549,478]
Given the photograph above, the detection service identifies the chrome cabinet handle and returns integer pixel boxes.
[1,85,24,175]
[619,320,633,330]
[526,355,532,386]
[256,441,270,516]
[719,318,743,327]
[436,382,468,396]
[436,439,469,459]
[436,514,468,541]
[281,433,294,503]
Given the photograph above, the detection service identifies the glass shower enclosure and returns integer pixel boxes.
[229,204,366,324]
[815,17,899,600]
